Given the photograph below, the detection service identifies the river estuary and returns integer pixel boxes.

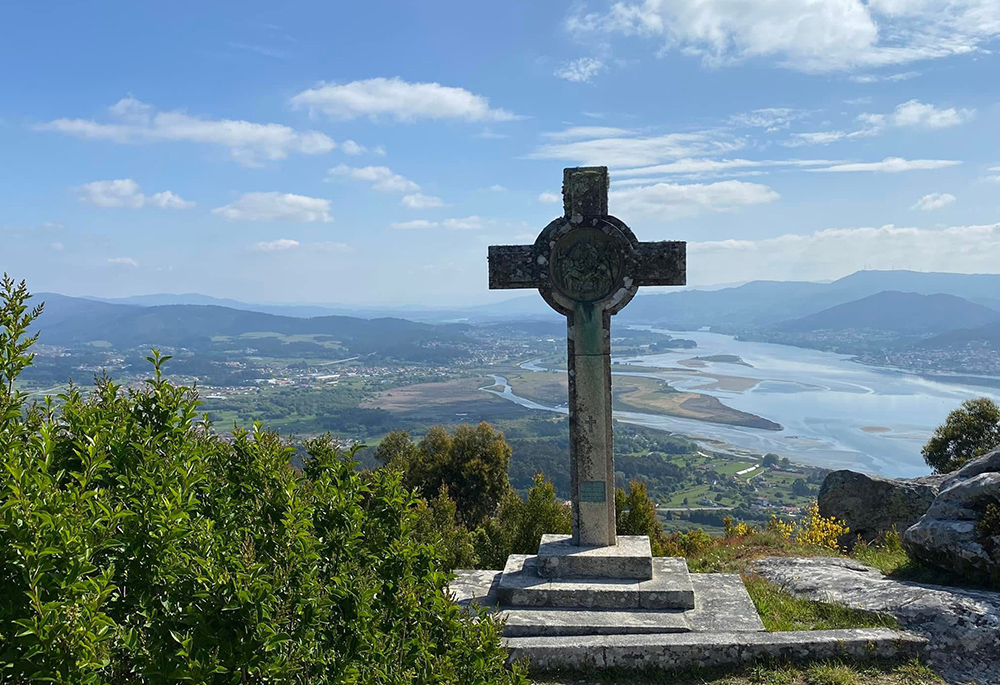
[483,329,1000,478]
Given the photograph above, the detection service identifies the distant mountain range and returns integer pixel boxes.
[32,294,472,362]
[34,270,1000,358]
[777,292,1000,335]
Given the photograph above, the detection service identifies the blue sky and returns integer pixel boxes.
[1,0,998,305]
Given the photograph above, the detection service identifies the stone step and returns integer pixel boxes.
[504,628,928,672]
[537,534,653,579]
[497,555,695,610]
[499,607,690,637]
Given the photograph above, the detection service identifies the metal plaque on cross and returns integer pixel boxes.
[488,166,686,547]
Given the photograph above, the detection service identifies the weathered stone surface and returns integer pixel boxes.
[752,556,1000,685]
[903,450,1000,587]
[818,469,944,545]
[488,167,685,547]
[496,555,694,610]
[499,608,690,637]
[537,534,653,579]
[505,629,926,672]
[450,570,764,636]
[686,574,765,633]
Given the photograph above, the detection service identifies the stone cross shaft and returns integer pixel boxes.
[488,167,686,547]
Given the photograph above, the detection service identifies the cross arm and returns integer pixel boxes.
[488,244,546,290]
[633,241,686,287]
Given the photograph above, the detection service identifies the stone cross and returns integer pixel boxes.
[488,166,686,547]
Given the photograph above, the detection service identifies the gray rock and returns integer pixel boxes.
[904,450,1000,587]
[752,556,1000,685]
[818,469,944,545]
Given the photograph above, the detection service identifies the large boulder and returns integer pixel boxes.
[818,469,945,546]
[904,449,1000,586]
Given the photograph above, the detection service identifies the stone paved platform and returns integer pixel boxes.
[451,570,763,637]
[505,628,928,671]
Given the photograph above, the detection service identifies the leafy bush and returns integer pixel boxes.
[474,474,571,570]
[722,504,849,552]
[922,397,1000,473]
[0,277,523,685]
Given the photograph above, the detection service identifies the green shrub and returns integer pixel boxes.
[922,397,1000,473]
[0,277,524,685]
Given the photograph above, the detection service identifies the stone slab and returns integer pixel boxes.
[537,534,653,579]
[451,570,764,636]
[497,555,694,610]
[505,628,928,672]
[686,573,765,633]
[498,608,689,637]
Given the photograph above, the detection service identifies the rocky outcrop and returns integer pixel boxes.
[904,449,1000,587]
[753,556,1000,685]
[818,469,945,546]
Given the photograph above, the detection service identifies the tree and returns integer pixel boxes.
[0,277,524,685]
[922,397,1000,473]
[376,424,512,528]
[616,480,671,556]
[474,474,571,570]
[762,453,780,467]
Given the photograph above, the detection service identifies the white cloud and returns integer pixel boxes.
[50,242,64,251]
[402,193,443,209]
[443,216,484,230]
[539,191,561,204]
[567,0,998,73]
[38,97,335,167]
[340,140,367,155]
[78,179,194,209]
[912,193,957,211]
[328,164,419,193]
[390,216,484,230]
[554,57,605,83]
[391,220,438,230]
[849,71,919,83]
[251,239,351,253]
[212,192,333,222]
[541,126,636,141]
[108,257,138,267]
[689,223,1000,285]
[490,184,507,192]
[616,158,836,178]
[729,108,807,131]
[290,77,520,122]
[529,131,743,167]
[808,157,962,173]
[253,239,300,251]
[892,99,975,129]
[610,180,779,219]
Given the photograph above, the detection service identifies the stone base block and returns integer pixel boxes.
[537,534,653,579]
[506,628,928,672]
[497,555,694,610]
[499,608,689,637]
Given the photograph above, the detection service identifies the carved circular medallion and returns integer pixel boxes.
[550,227,624,304]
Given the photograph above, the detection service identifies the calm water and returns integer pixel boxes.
[485,329,1000,478]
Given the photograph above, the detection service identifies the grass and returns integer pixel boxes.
[533,658,943,685]
[742,575,899,632]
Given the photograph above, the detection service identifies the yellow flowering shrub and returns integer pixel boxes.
[766,515,795,541]
[796,503,850,550]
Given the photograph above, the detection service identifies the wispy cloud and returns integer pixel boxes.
[611,180,779,220]
[690,223,1000,285]
[807,157,962,173]
[213,192,333,222]
[36,97,335,167]
[291,77,522,122]
[328,164,419,193]
[912,193,956,211]
[108,257,139,267]
[554,57,605,83]
[78,179,194,209]
[529,130,743,167]
[402,193,443,209]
